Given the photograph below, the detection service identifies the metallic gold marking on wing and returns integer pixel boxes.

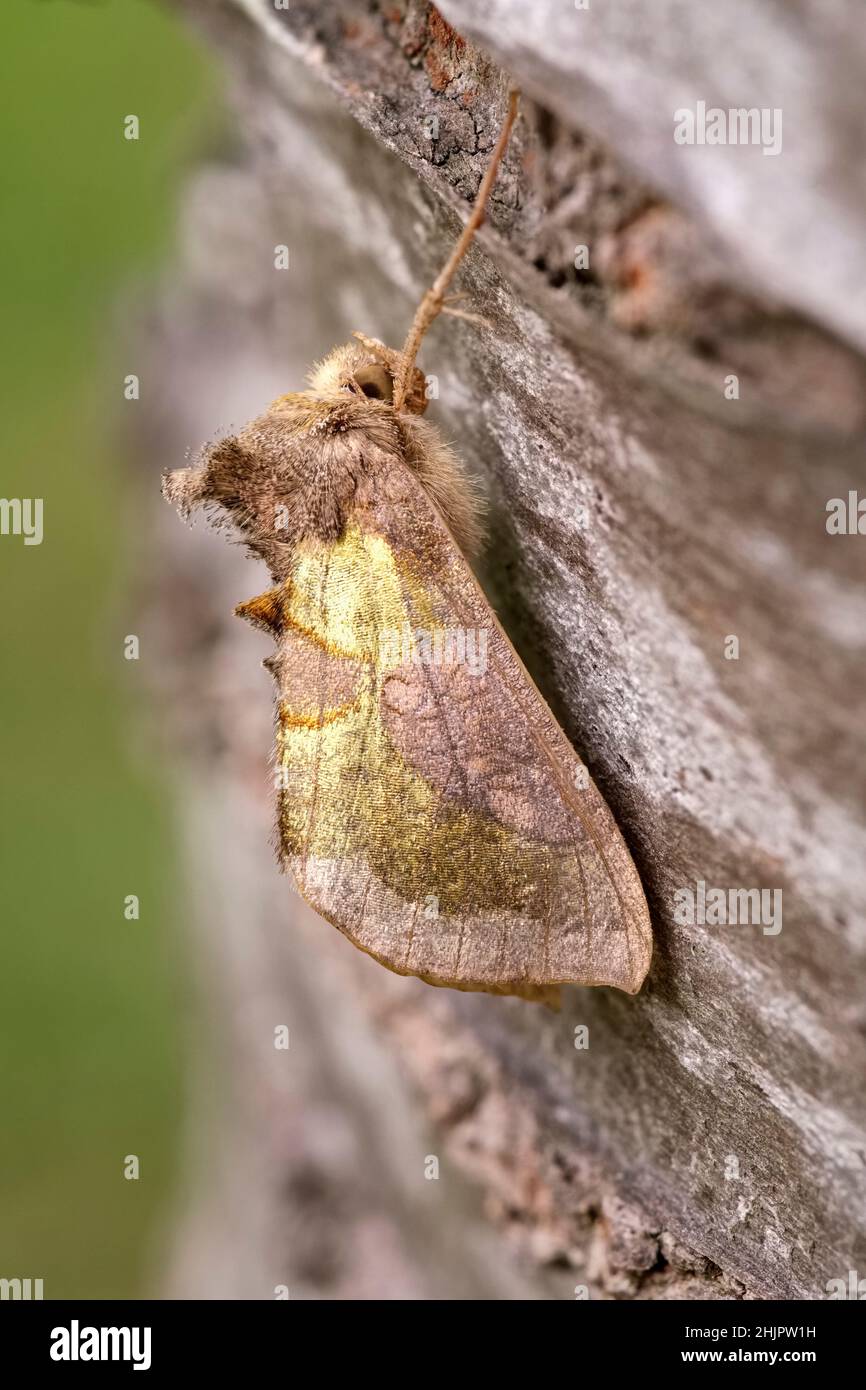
[279,697,363,731]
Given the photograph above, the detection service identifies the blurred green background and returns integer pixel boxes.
[0,0,218,1297]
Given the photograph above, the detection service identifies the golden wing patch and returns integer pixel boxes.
[238,458,652,1002]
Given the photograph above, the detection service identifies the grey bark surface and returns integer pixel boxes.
[140,0,866,1298]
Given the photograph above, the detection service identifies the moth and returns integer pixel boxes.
[164,91,652,1004]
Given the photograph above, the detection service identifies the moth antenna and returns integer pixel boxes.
[392,88,520,412]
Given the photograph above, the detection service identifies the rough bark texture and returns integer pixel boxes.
[139,0,866,1299]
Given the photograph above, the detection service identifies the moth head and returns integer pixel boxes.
[306,333,429,415]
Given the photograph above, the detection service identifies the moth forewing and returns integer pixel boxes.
[261,450,651,1000]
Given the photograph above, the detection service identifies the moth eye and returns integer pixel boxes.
[353,365,394,402]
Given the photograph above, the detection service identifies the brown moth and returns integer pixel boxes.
[164,92,652,1004]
